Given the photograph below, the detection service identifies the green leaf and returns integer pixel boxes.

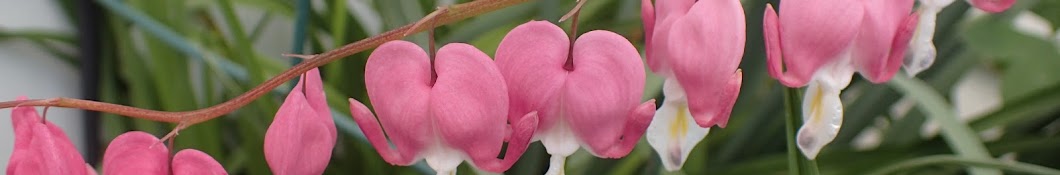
[961,13,1060,102]
[888,76,1000,175]
[866,155,1060,175]
[783,88,820,175]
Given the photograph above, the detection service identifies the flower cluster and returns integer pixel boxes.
[762,0,1013,159]
[6,97,228,175]
[5,68,336,175]
[3,0,1017,174]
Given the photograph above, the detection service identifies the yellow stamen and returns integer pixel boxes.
[809,86,825,124]
[670,104,690,139]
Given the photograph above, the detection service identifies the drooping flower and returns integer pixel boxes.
[640,0,744,171]
[102,131,226,175]
[493,21,656,175]
[264,68,337,175]
[763,0,917,159]
[6,96,91,175]
[906,0,1015,76]
[349,41,539,174]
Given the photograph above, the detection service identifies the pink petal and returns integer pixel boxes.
[10,96,39,151]
[295,68,338,141]
[7,97,38,174]
[654,0,694,22]
[643,0,694,74]
[597,100,657,158]
[172,149,227,175]
[264,90,334,174]
[664,0,745,128]
[763,4,792,86]
[494,21,570,130]
[852,0,917,83]
[353,40,435,165]
[7,96,88,175]
[10,124,88,175]
[969,0,1015,13]
[566,30,648,157]
[472,112,539,172]
[86,164,97,175]
[766,0,864,87]
[102,131,170,175]
[647,10,677,74]
[429,43,513,172]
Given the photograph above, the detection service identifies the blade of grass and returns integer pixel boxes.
[97,0,249,79]
[325,0,349,87]
[889,76,1001,175]
[969,82,1060,132]
[866,155,1060,175]
[783,87,820,175]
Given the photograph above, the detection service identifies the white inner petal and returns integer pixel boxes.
[905,7,941,76]
[423,141,464,175]
[797,81,844,159]
[646,78,711,172]
[540,120,580,175]
[796,59,854,159]
[540,121,580,157]
[545,155,567,175]
[921,0,956,9]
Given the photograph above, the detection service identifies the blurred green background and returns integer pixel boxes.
[3,0,1060,174]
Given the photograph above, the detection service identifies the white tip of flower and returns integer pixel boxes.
[904,43,936,77]
[424,145,464,175]
[905,7,943,77]
[647,80,711,172]
[545,155,566,175]
[920,0,956,9]
[797,81,844,159]
[540,122,579,175]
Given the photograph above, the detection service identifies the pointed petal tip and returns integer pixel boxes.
[970,0,1015,13]
[796,128,823,160]
[763,3,798,87]
[85,163,97,175]
[796,82,844,160]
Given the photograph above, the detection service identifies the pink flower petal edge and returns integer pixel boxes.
[172,149,227,175]
[264,68,337,175]
[852,0,918,83]
[102,131,171,175]
[7,96,89,175]
[969,0,1016,13]
[762,0,864,87]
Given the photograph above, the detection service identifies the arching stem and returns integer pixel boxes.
[0,0,534,126]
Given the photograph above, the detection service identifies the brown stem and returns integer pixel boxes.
[0,0,533,126]
[562,0,587,71]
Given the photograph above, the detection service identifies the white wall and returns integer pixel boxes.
[0,0,85,171]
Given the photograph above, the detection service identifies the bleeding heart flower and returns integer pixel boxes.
[906,0,1015,76]
[6,96,90,175]
[102,131,226,175]
[641,0,744,171]
[349,40,539,174]
[264,68,337,175]
[763,0,917,159]
[494,21,655,175]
